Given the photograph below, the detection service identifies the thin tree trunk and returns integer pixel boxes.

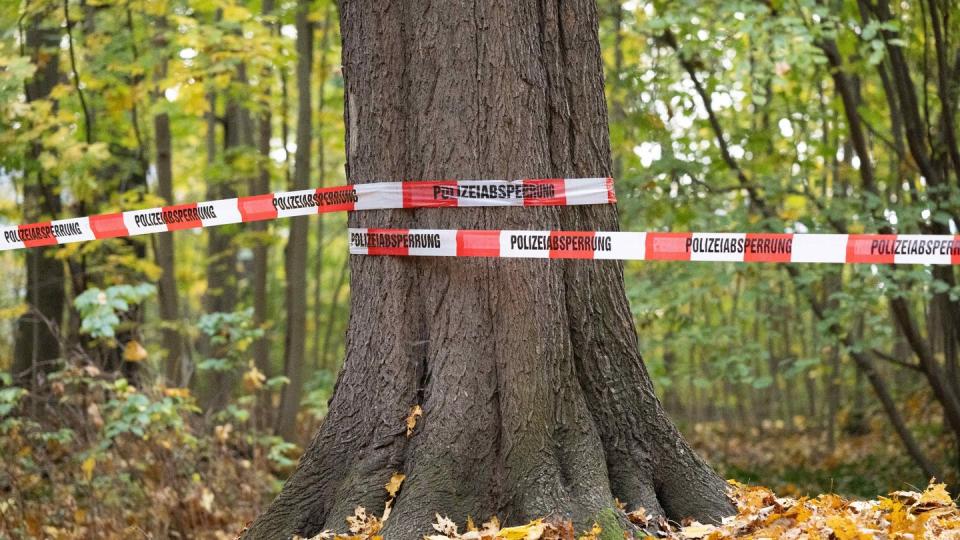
[246,2,733,537]
[250,0,277,405]
[276,0,314,442]
[152,17,185,385]
[311,3,334,364]
[13,6,65,387]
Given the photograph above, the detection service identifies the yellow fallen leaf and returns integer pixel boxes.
[406,404,423,437]
[123,340,148,362]
[385,472,405,498]
[579,522,602,540]
[498,519,545,539]
[81,456,95,482]
[825,515,871,540]
[916,480,954,511]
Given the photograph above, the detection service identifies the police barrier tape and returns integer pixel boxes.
[348,229,960,265]
[0,178,614,251]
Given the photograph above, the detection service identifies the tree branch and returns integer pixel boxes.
[662,30,769,216]
[63,0,92,145]
[871,348,923,372]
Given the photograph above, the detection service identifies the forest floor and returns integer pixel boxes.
[2,372,956,539]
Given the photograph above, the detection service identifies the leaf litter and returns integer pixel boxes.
[288,478,960,539]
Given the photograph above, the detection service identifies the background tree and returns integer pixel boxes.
[12,1,64,387]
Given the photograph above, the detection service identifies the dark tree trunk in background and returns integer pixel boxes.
[246,1,733,537]
[251,0,276,406]
[276,0,314,442]
[152,19,186,385]
[13,9,65,385]
[202,54,255,409]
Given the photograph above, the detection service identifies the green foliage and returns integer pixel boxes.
[196,307,264,372]
[74,283,156,340]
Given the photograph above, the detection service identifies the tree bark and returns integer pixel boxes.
[13,6,65,386]
[246,1,733,537]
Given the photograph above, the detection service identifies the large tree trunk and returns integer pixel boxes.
[246,1,733,537]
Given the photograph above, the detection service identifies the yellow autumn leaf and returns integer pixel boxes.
[221,4,251,22]
[163,387,191,399]
[81,456,95,482]
[0,304,28,321]
[916,480,954,510]
[123,340,148,362]
[780,194,807,221]
[879,497,911,532]
[384,472,405,498]
[498,519,545,539]
[578,522,602,540]
[406,404,423,437]
[242,366,266,392]
[825,515,871,540]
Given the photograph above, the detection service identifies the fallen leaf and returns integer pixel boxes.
[385,472,406,498]
[627,507,650,527]
[499,519,546,539]
[433,513,458,536]
[680,522,717,539]
[406,404,423,437]
[915,480,954,511]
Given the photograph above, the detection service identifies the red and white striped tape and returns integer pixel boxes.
[0,178,614,251]
[348,229,960,265]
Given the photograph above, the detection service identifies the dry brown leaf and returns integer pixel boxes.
[626,507,650,527]
[680,522,718,539]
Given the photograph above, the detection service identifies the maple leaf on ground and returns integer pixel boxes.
[915,480,955,512]
[626,507,650,527]
[433,514,459,536]
[346,506,383,536]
